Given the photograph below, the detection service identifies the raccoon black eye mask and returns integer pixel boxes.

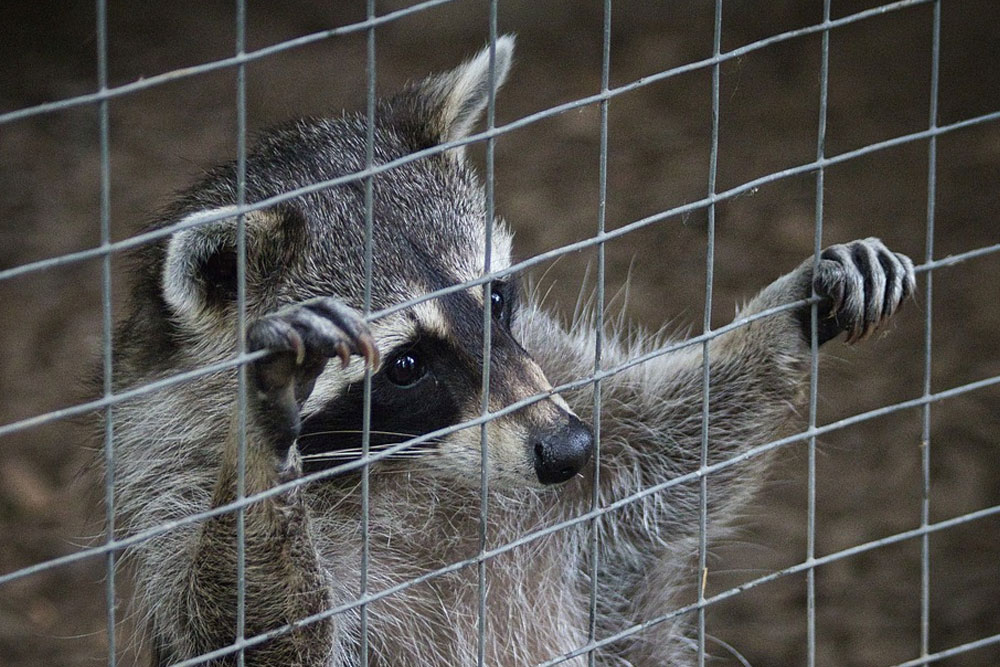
[295,280,553,474]
[105,36,916,665]
[295,335,464,470]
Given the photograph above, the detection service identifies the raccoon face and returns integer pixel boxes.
[155,37,593,490]
[297,279,593,489]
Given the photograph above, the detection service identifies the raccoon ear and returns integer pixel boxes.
[418,35,515,155]
[161,205,290,323]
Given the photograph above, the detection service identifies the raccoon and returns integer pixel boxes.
[106,37,916,666]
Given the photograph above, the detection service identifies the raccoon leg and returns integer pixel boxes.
[520,238,913,657]
[178,298,377,666]
[603,238,912,517]
[531,237,914,507]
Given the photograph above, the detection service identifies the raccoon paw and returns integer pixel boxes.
[246,298,380,452]
[808,238,916,345]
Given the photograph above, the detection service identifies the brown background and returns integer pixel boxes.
[1,1,998,665]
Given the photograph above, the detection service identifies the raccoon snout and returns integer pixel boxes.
[531,414,594,485]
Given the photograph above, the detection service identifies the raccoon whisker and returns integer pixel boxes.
[299,442,438,462]
[298,429,424,440]
[301,446,434,457]
[300,450,433,463]
[571,258,594,330]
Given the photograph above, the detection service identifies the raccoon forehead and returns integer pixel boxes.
[435,217,513,285]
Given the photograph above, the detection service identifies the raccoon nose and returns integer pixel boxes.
[532,414,594,485]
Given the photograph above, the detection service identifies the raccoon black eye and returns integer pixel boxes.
[490,287,505,314]
[386,352,426,387]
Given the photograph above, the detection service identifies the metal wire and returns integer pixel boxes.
[2,2,999,666]
[920,3,942,664]
[697,1,724,663]
[4,287,996,591]
[478,10,499,666]
[233,2,249,665]
[359,1,377,664]
[164,498,1000,667]
[586,1,612,664]
[0,0,951,285]
[537,504,1000,667]
[96,0,115,663]
[808,2,833,664]
[0,0,459,126]
[895,633,1000,667]
[4,101,998,297]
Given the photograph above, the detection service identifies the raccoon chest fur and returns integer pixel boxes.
[309,484,591,666]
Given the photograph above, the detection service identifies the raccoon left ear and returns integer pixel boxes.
[161,205,300,326]
[416,35,515,156]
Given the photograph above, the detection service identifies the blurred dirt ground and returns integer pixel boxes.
[1,1,998,665]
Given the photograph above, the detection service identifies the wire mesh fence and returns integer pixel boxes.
[1,1,999,665]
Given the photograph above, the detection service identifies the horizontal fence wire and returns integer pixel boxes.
[125,502,1000,667]
[2,1,999,666]
[0,0,934,127]
[3,108,1000,288]
[1,242,996,445]
[3,288,1000,588]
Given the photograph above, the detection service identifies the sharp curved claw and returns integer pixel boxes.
[335,342,351,369]
[359,334,380,371]
[290,328,307,366]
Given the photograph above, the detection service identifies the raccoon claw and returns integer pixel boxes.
[247,297,379,400]
[809,238,915,345]
[304,297,380,368]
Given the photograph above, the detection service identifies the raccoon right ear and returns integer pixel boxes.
[415,35,515,158]
[161,205,292,324]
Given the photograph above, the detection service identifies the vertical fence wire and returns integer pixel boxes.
[586,1,612,664]
[807,2,833,665]
[96,0,115,663]
[478,8,500,666]
[697,1,724,664]
[233,1,250,666]
[920,2,941,663]
[360,1,377,664]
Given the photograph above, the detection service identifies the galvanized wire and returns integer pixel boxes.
[95,0,115,663]
[233,2,249,665]
[359,1,377,664]
[4,102,997,295]
[477,10,500,666]
[0,273,996,586]
[0,236,996,447]
[697,1,723,664]
[0,0,460,126]
[895,633,1000,667]
[537,503,1000,667]
[2,2,999,666]
[0,0,950,285]
[920,2,942,664]
[8,370,1000,664]
[586,1,612,664]
[807,2,833,664]
[162,498,1000,666]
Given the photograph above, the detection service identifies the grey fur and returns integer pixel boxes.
[103,37,916,666]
